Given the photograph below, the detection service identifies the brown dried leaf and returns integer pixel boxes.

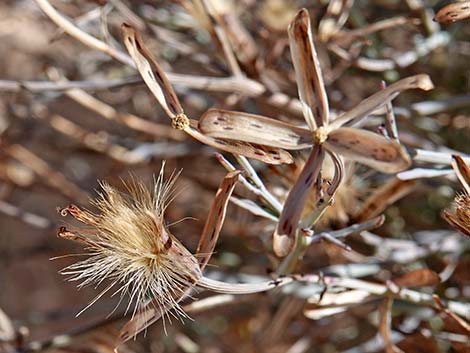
[397,333,442,353]
[197,170,241,270]
[198,109,312,150]
[274,145,325,257]
[325,127,411,173]
[355,178,416,222]
[288,8,329,129]
[393,269,440,288]
[434,2,470,23]
[379,297,406,353]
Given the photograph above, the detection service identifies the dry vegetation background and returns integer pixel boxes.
[0,0,469,353]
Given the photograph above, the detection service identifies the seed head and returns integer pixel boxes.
[443,192,470,238]
[58,163,202,321]
[443,155,470,238]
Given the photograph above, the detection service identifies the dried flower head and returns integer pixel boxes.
[443,155,470,238]
[58,163,202,321]
[198,8,433,257]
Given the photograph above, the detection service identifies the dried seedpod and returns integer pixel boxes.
[442,155,470,237]
[199,8,433,257]
[120,23,292,165]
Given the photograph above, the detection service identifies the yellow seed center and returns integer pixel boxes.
[313,126,328,144]
[171,113,190,130]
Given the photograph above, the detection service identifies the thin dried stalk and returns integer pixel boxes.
[34,0,134,66]
[379,297,405,353]
[332,17,419,47]
[199,0,243,77]
[318,0,354,41]
[32,104,140,164]
[46,69,185,141]
[4,144,89,203]
[0,77,142,92]
[0,200,51,229]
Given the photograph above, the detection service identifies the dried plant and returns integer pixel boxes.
[199,9,433,256]
[2,1,470,353]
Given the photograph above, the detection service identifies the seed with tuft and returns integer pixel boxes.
[57,163,202,321]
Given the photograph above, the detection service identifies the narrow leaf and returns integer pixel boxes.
[197,170,241,270]
[230,196,278,222]
[288,8,329,129]
[199,109,312,150]
[325,127,411,173]
[121,24,185,121]
[274,145,325,257]
[197,275,293,294]
[393,269,440,288]
[329,74,434,130]
[187,121,294,165]
[452,154,470,195]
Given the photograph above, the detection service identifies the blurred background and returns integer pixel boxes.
[0,1,469,352]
